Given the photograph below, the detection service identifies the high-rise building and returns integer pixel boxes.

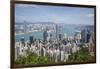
[15,42,20,60]
[56,24,58,39]
[19,38,25,56]
[81,27,87,43]
[87,32,91,43]
[72,43,77,53]
[64,33,67,39]
[59,34,62,40]
[43,30,48,43]
[20,37,25,46]
[74,31,81,43]
[88,32,95,56]
[29,36,34,45]
[24,21,27,34]
[81,26,93,43]
[49,33,53,43]
[47,31,51,42]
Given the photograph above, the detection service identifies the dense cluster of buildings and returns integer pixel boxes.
[15,23,55,35]
[15,24,95,63]
[81,26,95,56]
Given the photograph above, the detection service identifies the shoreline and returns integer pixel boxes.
[15,29,55,36]
[15,30,41,36]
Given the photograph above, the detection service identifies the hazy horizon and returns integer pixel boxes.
[15,4,94,25]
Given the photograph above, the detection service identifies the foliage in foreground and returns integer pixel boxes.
[15,44,95,65]
[68,45,95,63]
[15,52,55,65]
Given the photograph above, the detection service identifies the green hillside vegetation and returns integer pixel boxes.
[15,52,55,65]
[15,44,95,65]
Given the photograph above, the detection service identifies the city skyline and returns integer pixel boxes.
[15,4,94,25]
[14,3,96,66]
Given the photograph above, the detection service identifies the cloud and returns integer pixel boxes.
[87,13,94,17]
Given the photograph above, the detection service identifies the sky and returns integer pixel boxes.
[15,4,94,25]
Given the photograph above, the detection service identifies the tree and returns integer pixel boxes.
[15,52,55,65]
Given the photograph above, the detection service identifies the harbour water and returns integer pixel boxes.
[15,24,77,42]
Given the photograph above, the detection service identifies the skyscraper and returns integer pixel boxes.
[56,24,58,39]
[49,33,53,43]
[15,42,20,60]
[81,27,87,43]
[81,26,93,43]
[20,37,25,46]
[74,31,81,43]
[88,32,95,56]
[59,34,62,40]
[29,36,34,45]
[43,30,48,43]
[87,31,91,43]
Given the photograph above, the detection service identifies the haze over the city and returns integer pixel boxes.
[15,4,94,25]
[14,4,95,65]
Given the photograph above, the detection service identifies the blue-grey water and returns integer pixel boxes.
[15,24,77,42]
[15,31,43,42]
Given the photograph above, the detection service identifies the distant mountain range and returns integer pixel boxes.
[15,22,94,27]
[16,22,55,25]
